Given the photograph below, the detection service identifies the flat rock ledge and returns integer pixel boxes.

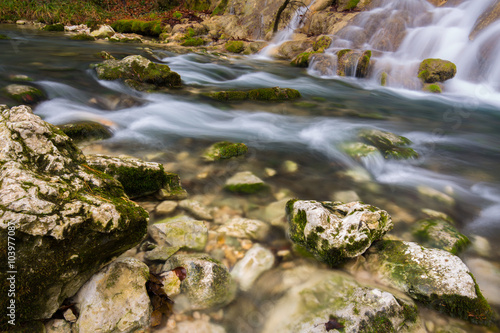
[0,105,148,326]
[286,200,393,266]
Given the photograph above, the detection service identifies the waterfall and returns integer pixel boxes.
[316,0,500,104]
[256,0,316,59]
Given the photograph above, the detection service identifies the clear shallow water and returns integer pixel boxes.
[1,23,500,327]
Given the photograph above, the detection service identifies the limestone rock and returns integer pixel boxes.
[155,200,178,215]
[148,215,208,251]
[86,154,186,199]
[231,244,275,291]
[0,105,148,326]
[217,217,271,241]
[411,218,470,254]
[276,40,314,60]
[72,258,151,333]
[261,270,421,333]
[286,200,392,266]
[3,84,46,104]
[337,49,372,78]
[417,58,457,83]
[90,24,115,38]
[225,171,266,194]
[207,87,301,102]
[202,141,248,161]
[309,53,336,76]
[359,129,418,159]
[365,240,495,325]
[92,55,181,89]
[179,199,213,220]
[58,121,112,143]
[163,253,236,311]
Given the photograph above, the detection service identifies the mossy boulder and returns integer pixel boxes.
[423,83,443,93]
[162,253,236,311]
[86,154,185,199]
[92,55,181,90]
[418,58,457,83]
[286,200,393,266]
[70,33,96,41]
[3,84,46,104]
[365,240,495,325]
[359,129,419,159]
[313,35,332,52]
[225,40,245,53]
[72,258,151,332]
[58,121,112,143]
[0,105,148,329]
[207,87,301,102]
[111,19,163,37]
[43,23,64,31]
[224,171,266,194]
[261,269,420,333]
[411,218,470,255]
[337,49,372,78]
[337,0,361,11]
[181,37,206,46]
[341,142,379,160]
[291,51,318,68]
[203,141,248,161]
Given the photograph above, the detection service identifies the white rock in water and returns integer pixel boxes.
[231,244,275,291]
[156,200,178,215]
[72,258,151,333]
[90,24,115,38]
[149,215,208,251]
[179,199,213,220]
[217,217,271,241]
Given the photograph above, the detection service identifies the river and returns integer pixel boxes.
[1,9,499,330]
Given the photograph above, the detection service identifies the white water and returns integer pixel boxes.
[313,0,500,106]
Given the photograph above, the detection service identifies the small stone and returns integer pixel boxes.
[149,215,208,251]
[16,20,27,25]
[225,171,266,194]
[264,198,292,227]
[203,141,248,161]
[3,84,46,104]
[231,244,275,291]
[63,309,77,323]
[90,25,115,38]
[179,199,213,220]
[264,168,277,177]
[282,160,298,173]
[417,185,455,206]
[156,200,178,215]
[217,217,271,241]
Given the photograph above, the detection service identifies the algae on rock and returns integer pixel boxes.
[207,87,301,102]
[203,141,248,161]
[359,129,419,159]
[411,218,470,255]
[418,58,457,83]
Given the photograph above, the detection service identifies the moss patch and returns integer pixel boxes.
[181,37,205,46]
[43,23,64,31]
[291,51,318,68]
[207,87,301,102]
[418,58,457,83]
[203,141,248,161]
[70,33,96,41]
[111,19,163,37]
[225,40,245,53]
[58,121,112,143]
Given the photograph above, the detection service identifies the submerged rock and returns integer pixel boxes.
[418,58,457,83]
[163,253,236,311]
[0,105,148,325]
[58,121,112,143]
[412,218,470,254]
[203,141,248,161]
[231,244,275,291]
[86,154,186,199]
[217,217,271,241]
[286,200,393,266]
[207,87,301,102]
[365,240,495,325]
[92,55,181,89]
[261,270,421,333]
[224,171,266,194]
[3,84,46,104]
[179,199,213,220]
[337,49,372,78]
[225,40,245,53]
[148,215,208,251]
[291,51,319,68]
[313,35,333,52]
[341,141,379,160]
[359,129,418,159]
[90,24,115,38]
[72,258,151,333]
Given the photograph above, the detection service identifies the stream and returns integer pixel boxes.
[1,1,500,328]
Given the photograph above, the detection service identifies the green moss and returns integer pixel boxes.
[412,219,470,255]
[43,23,64,31]
[345,0,360,10]
[337,49,351,59]
[225,183,265,194]
[291,51,317,68]
[380,72,388,86]
[70,33,95,41]
[212,0,228,15]
[3,85,46,105]
[0,34,11,40]
[58,121,112,143]
[313,36,332,52]
[204,141,248,161]
[181,37,205,46]
[207,91,249,101]
[225,40,245,53]
[423,83,442,93]
[173,11,182,19]
[111,19,163,37]
[418,58,457,83]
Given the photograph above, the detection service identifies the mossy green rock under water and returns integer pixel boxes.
[286,200,393,266]
[225,40,245,53]
[3,84,46,104]
[291,51,318,67]
[412,218,470,255]
[365,240,495,326]
[359,129,419,159]
[423,83,443,93]
[0,105,148,329]
[58,121,112,143]
[418,58,457,83]
[313,35,332,52]
[203,141,248,161]
[181,37,205,46]
[261,269,420,333]
[86,154,185,199]
[70,33,95,41]
[207,87,301,102]
[43,23,64,31]
[92,55,181,90]
[225,171,266,194]
[0,34,11,39]
[163,253,236,311]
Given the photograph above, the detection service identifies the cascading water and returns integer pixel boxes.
[312,0,500,105]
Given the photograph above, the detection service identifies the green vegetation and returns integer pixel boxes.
[43,23,64,31]
[111,19,163,37]
[70,33,95,41]
[181,37,205,46]
[173,11,182,19]
[411,218,470,254]
[58,121,112,143]
[0,34,10,39]
[291,51,318,67]
[203,141,248,161]
[207,87,301,102]
[212,0,228,15]
[344,0,360,10]
[418,58,457,83]
[423,83,442,93]
[225,40,245,53]
[313,35,332,52]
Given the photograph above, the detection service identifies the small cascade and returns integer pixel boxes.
[314,0,500,103]
[256,0,316,59]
